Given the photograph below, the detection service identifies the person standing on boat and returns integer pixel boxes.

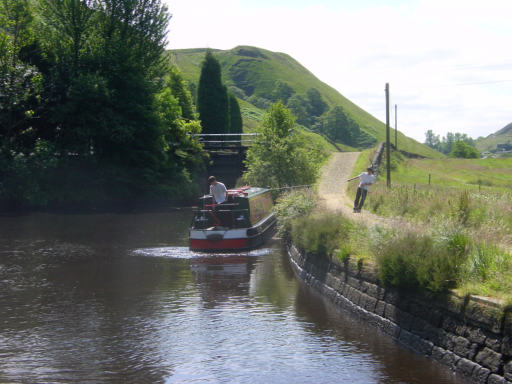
[209,176,228,204]
[347,167,375,213]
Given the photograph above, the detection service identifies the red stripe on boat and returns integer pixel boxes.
[190,238,248,250]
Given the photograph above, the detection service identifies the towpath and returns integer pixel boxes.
[317,152,409,229]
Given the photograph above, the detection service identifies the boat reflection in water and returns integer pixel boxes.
[190,255,249,275]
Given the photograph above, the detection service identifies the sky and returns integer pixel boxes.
[164,0,512,142]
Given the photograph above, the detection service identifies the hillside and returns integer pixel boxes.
[475,122,512,154]
[168,46,440,158]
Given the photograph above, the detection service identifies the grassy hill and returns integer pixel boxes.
[168,46,440,158]
[475,122,512,154]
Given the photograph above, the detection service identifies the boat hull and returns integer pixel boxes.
[189,213,276,252]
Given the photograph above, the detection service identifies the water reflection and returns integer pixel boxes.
[0,213,471,383]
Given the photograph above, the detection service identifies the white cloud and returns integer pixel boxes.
[165,0,512,142]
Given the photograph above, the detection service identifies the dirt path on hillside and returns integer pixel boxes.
[317,152,408,229]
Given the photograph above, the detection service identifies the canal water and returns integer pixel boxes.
[0,211,471,384]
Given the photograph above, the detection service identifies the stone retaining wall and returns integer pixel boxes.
[287,243,512,384]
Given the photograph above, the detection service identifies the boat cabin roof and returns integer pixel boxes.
[200,186,270,201]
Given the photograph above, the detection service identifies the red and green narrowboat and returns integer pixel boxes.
[189,186,276,252]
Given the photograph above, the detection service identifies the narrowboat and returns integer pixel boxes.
[189,186,276,252]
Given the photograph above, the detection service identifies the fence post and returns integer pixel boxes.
[385,83,391,188]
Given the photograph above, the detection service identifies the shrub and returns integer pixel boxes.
[375,231,469,294]
[274,189,316,237]
[291,212,354,260]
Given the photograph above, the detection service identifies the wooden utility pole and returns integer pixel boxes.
[385,83,391,188]
[395,104,398,149]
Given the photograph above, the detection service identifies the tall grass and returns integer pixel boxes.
[290,212,354,260]
[369,183,512,249]
[274,189,316,237]
[374,230,469,294]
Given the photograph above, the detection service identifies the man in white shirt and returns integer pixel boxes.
[208,176,228,204]
[347,167,375,213]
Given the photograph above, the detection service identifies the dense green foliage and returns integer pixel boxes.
[243,102,327,189]
[291,212,354,260]
[171,46,440,157]
[0,0,204,210]
[319,106,376,147]
[424,130,478,157]
[273,189,316,236]
[197,51,229,134]
[196,51,243,137]
[375,231,468,293]
[449,141,479,158]
[228,93,243,135]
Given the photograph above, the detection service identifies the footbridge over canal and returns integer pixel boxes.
[195,133,258,193]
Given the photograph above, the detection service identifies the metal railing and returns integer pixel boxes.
[191,133,259,146]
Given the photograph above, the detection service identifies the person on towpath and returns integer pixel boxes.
[347,167,375,213]
[208,176,228,204]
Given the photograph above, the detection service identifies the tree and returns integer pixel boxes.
[306,88,328,117]
[321,106,354,143]
[424,130,441,151]
[228,93,243,134]
[287,93,310,126]
[197,51,229,134]
[0,0,41,153]
[243,102,321,188]
[450,141,479,158]
[270,80,294,103]
[168,65,195,120]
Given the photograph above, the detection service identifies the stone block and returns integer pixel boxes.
[438,293,465,315]
[485,333,502,353]
[432,346,446,362]
[427,309,443,328]
[504,360,512,381]
[360,264,379,284]
[502,336,512,357]
[362,281,378,297]
[454,336,471,358]
[408,300,436,325]
[476,347,503,373]
[375,301,386,317]
[395,309,414,331]
[410,335,434,356]
[425,326,448,347]
[384,289,401,306]
[466,326,487,345]
[399,329,414,346]
[380,318,401,338]
[456,323,468,337]
[488,373,508,384]
[441,350,461,369]
[347,276,361,290]
[473,366,491,384]
[360,293,377,313]
[442,316,459,333]
[464,299,504,334]
[385,304,398,322]
[456,358,478,377]
[410,317,431,339]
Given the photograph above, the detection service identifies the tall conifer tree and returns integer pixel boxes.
[228,93,243,134]
[197,51,228,134]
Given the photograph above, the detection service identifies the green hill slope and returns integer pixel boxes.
[475,122,512,153]
[168,46,440,158]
